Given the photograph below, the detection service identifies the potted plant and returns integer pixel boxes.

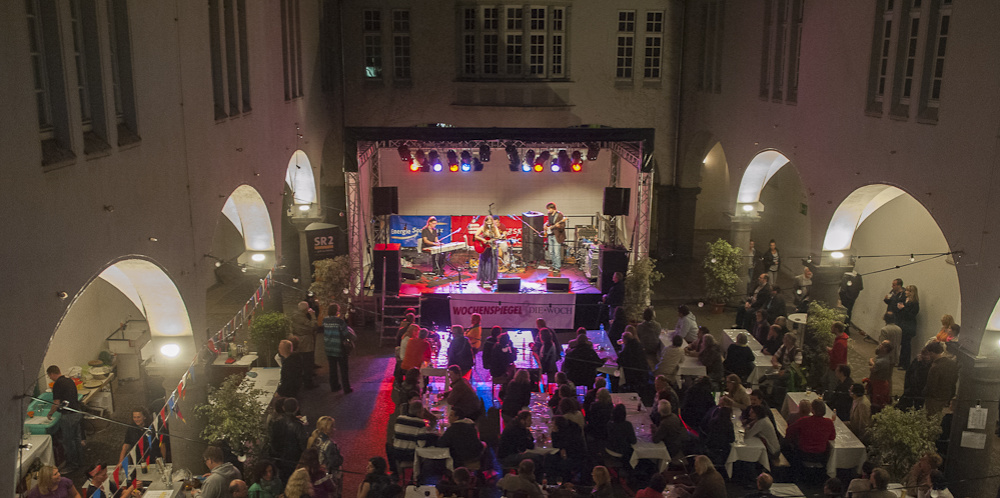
[250,312,289,368]
[196,374,269,461]
[623,257,664,322]
[310,255,351,318]
[802,300,847,389]
[703,239,743,313]
[867,406,943,481]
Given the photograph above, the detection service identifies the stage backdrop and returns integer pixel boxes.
[449,293,576,329]
[390,215,524,248]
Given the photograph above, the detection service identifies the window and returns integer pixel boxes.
[363,9,382,79]
[209,0,250,119]
[760,0,800,103]
[701,1,724,93]
[459,4,567,80]
[866,0,951,121]
[281,0,303,100]
[393,10,411,80]
[616,11,635,79]
[644,11,663,79]
[106,0,139,144]
[26,0,75,165]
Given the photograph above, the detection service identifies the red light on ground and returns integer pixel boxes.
[571,163,582,172]
[533,164,544,172]
[410,162,420,171]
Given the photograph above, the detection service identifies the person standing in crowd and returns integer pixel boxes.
[269,398,308,483]
[896,285,921,369]
[289,301,318,389]
[636,306,662,367]
[736,274,772,330]
[878,312,903,367]
[898,347,932,411]
[608,307,628,352]
[923,341,960,416]
[793,266,813,311]
[46,365,84,474]
[672,305,699,344]
[868,341,894,411]
[247,460,283,498]
[295,449,335,498]
[120,406,161,466]
[465,313,483,354]
[485,332,516,382]
[447,326,475,376]
[883,278,906,324]
[828,365,854,421]
[307,416,343,492]
[848,383,872,444]
[617,331,649,392]
[230,480,249,498]
[765,240,781,285]
[533,328,561,384]
[202,446,243,498]
[283,468,312,498]
[826,322,849,390]
[599,271,625,329]
[323,303,356,394]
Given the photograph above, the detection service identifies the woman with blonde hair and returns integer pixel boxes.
[474,216,503,289]
[896,285,920,369]
[308,416,344,483]
[935,314,956,342]
[27,466,80,498]
[284,468,313,498]
[590,466,613,498]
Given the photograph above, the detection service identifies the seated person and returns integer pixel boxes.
[497,410,536,468]
[651,400,686,459]
[744,405,780,465]
[584,388,614,442]
[436,467,477,498]
[743,472,776,498]
[435,407,484,467]
[582,377,607,412]
[724,332,757,382]
[550,415,588,483]
[441,365,481,421]
[605,404,637,462]
[741,389,778,430]
[722,374,751,411]
[635,473,667,498]
[785,399,836,478]
[699,399,736,465]
[654,335,686,387]
[785,399,812,427]
[501,369,534,420]
[760,325,784,356]
[671,455,726,498]
[562,336,604,389]
[392,400,434,464]
[497,460,543,498]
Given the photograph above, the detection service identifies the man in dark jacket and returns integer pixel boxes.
[276,339,304,398]
[436,407,484,466]
[828,364,854,421]
[561,336,604,388]
[599,271,625,329]
[497,410,537,467]
[268,398,308,482]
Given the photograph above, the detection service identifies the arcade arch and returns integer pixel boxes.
[216,184,276,268]
[822,184,960,344]
[285,150,317,211]
[693,142,732,258]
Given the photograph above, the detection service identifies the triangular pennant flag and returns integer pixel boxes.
[159,406,168,422]
[117,454,130,486]
[173,403,186,423]
[188,365,195,383]
[167,393,175,410]
[178,376,187,401]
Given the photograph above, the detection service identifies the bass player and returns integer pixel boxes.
[543,202,567,276]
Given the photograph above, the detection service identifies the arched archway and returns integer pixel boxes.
[285,150,317,209]
[218,184,276,267]
[44,257,193,375]
[693,142,732,259]
[733,150,809,287]
[822,184,960,344]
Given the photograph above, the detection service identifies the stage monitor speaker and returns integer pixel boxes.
[546,277,570,292]
[521,211,546,262]
[401,267,422,280]
[603,187,631,216]
[373,243,401,294]
[372,187,399,216]
[497,278,521,292]
[598,245,629,294]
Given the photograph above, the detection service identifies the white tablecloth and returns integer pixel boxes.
[14,434,54,483]
[725,420,770,477]
[625,412,670,470]
[771,483,805,497]
[782,392,867,476]
[721,329,762,351]
[245,367,281,409]
[413,446,453,478]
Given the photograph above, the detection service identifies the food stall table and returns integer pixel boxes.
[14,434,54,484]
[782,392,867,476]
[243,367,281,410]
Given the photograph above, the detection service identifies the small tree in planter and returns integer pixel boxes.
[310,256,351,317]
[703,239,743,312]
[197,374,269,462]
[624,257,664,322]
[250,312,289,368]
[802,301,847,389]
[867,406,943,481]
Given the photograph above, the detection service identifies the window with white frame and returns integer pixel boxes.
[393,10,411,80]
[208,0,251,118]
[281,0,303,100]
[644,11,663,79]
[616,11,635,79]
[759,0,800,103]
[459,5,568,80]
[363,9,382,79]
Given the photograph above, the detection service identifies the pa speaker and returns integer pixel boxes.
[598,245,629,294]
[546,277,570,292]
[373,243,401,294]
[603,187,631,216]
[497,278,521,292]
[521,211,546,262]
[373,186,399,216]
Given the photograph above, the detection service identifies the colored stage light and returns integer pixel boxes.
[551,163,561,172]
[433,163,443,172]
[521,163,532,172]
[571,151,584,172]
[409,161,420,172]
[533,164,544,172]
[572,163,583,172]
[461,162,472,172]
[449,163,460,172]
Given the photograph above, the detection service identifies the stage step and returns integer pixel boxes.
[379,295,422,346]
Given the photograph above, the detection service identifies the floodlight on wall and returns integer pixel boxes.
[586,143,600,161]
[737,202,764,216]
[479,144,491,162]
[429,150,443,172]
[830,251,845,260]
[506,144,520,171]
[298,204,310,212]
[398,145,412,162]
[460,150,473,172]
[251,253,267,262]
[571,151,583,172]
[160,343,181,358]
[447,150,460,172]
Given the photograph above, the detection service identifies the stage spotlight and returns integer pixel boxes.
[479,144,491,162]
[571,151,583,172]
[397,145,412,162]
[429,150,443,172]
[521,163,532,172]
[460,150,472,164]
[446,150,460,172]
[472,158,484,171]
[535,150,551,168]
[409,161,420,172]
[586,143,600,161]
[551,163,561,172]
[433,163,443,172]
[557,150,571,173]
[533,163,544,172]
[506,144,520,171]
[461,162,472,172]
[414,149,429,172]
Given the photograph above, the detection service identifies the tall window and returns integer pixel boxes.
[392,10,411,80]
[363,9,382,79]
[26,0,75,165]
[700,0,724,93]
[106,0,139,144]
[281,0,303,100]
[209,0,250,119]
[616,11,635,79]
[459,5,566,80]
[759,0,800,103]
[644,11,663,79]
[866,0,951,121]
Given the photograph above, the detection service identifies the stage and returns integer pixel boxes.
[396,248,602,330]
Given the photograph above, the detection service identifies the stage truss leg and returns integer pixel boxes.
[345,170,363,297]
[634,171,653,261]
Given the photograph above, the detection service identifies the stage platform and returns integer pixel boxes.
[397,252,602,330]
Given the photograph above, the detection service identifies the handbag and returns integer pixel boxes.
[341,326,356,356]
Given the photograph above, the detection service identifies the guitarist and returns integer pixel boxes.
[474,216,502,288]
[543,202,567,276]
[422,217,445,276]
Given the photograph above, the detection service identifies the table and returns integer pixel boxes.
[721,329,775,386]
[413,446,453,479]
[243,367,280,409]
[781,392,867,476]
[770,483,805,497]
[14,434,54,484]
[623,411,671,470]
[725,419,770,477]
[721,329,761,351]
[212,353,258,367]
[788,313,808,343]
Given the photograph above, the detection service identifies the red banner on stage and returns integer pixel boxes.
[451,215,524,248]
